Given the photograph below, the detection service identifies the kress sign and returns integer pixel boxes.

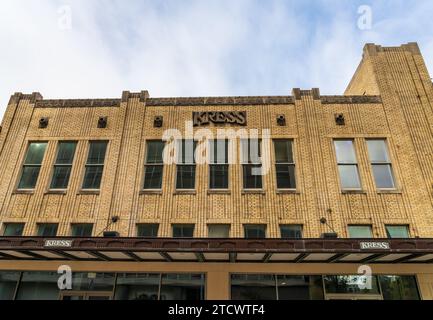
[193,111,247,127]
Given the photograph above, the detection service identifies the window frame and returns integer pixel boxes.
[366,139,397,190]
[70,223,94,237]
[17,141,48,191]
[49,141,77,191]
[171,224,195,238]
[136,223,160,238]
[209,139,230,190]
[36,223,59,237]
[243,224,267,239]
[175,140,197,190]
[273,139,296,190]
[1,223,25,237]
[241,139,263,190]
[385,225,410,239]
[207,224,231,238]
[347,225,374,239]
[279,224,303,239]
[333,139,362,191]
[81,141,108,191]
[142,140,165,191]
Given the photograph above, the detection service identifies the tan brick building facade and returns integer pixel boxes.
[0,42,432,300]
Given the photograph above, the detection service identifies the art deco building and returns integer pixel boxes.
[0,42,432,300]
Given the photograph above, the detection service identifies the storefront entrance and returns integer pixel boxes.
[325,294,383,300]
[60,291,113,300]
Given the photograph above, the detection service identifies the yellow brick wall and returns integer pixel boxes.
[0,43,432,239]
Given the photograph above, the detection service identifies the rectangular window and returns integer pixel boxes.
[274,140,296,189]
[143,141,165,189]
[324,275,380,295]
[379,276,420,300]
[386,225,410,238]
[37,224,58,237]
[241,139,262,189]
[82,141,108,190]
[0,271,20,300]
[176,140,197,190]
[2,223,24,236]
[137,224,159,237]
[16,272,60,300]
[71,224,93,237]
[172,224,194,238]
[244,224,266,239]
[334,140,361,190]
[366,139,396,189]
[208,224,230,238]
[209,140,229,189]
[50,142,77,190]
[18,142,48,190]
[348,225,373,238]
[280,225,303,239]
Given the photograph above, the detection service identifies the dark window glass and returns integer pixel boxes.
[71,224,93,237]
[274,140,296,189]
[172,224,194,238]
[208,224,230,238]
[71,273,115,291]
[176,140,197,190]
[386,225,410,238]
[114,273,160,300]
[277,275,324,300]
[348,225,373,238]
[50,142,77,189]
[137,224,159,237]
[323,275,380,295]
[18,142,47,189]
[280,225,302,239]
[231,274,277,300]
[334,140,361,190]
[379,276,420,300]
[16,272,59,300]
[143,141,164,189]
[82,141,107,190]
[2,223,24,236]
[0,271,20,300]
[37,224,58,237]
[209,140,229,189]
[244,225,266,239]
[242,139,262,189]
[160,274,205,301]
[366,139,396,189]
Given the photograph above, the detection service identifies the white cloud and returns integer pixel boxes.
[0,0,432,120]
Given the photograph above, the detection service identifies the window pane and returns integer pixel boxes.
[176,165,196,189]
[114,273,160,300]
[367,140,390,162]
[209,140,228,164]
[160,274,205,300]
[243,165,263,189]
[143,165,163,189]
[0,271,20,300]
[244,225,266,239]
[324,275,380,294]
[16,272,59,300]
[71,272,115,291]
[276,164,296,189]
[386,225,409,238]
[177,140,196,164]
[274,140,293,163]
[231,274,276,300]
[372,164,395,189]
[241,139,261,163]
[82,166,104,189]
[277,275,324,300]
[334,140,357,163]
[146,141,165,164]
[24,143,47,164]
[87,141,108,165]
[338,165,361,189]
[71,224,93,237]
[50,166,72,189]
[2,223,24,236]
[18,166,41,189]
[280,225,303,239]
[172,225,194,238]
[348,226,373,238]
[137,224,159,237]
[379,276,420,300]
[210,165,229,189]
[56,142,77,164]
[37,224,58,237]
[208,225,230,238]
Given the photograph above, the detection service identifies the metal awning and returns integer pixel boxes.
[1,237,433,264]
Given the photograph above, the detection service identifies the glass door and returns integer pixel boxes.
[60,291,112,300]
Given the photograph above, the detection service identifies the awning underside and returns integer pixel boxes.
[1,237,433,264]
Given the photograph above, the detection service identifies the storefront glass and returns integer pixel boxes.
[114,273,160,300]
[16,272,59,300]
[0,271,20,300]
[379,276,420,300]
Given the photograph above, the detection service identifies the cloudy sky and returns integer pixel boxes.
[1,0,432,119]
